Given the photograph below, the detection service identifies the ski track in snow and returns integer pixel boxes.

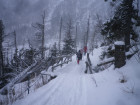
[14,56,98,105]
[28,75,65,105]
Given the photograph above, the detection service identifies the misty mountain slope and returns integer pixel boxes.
[0,0,115,45]
[13,49,140,105]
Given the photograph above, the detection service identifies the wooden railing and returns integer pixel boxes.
[51,55,72,71]
[17,55,73,99]
[85,48,139,74]
[1,54,73,104]
[85,53,93,74]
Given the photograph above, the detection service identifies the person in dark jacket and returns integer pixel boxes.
[76,50,82,64]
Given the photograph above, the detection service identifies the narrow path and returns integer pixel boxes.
[14,57,97,105]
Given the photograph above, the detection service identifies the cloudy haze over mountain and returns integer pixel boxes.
[0,0,119,45]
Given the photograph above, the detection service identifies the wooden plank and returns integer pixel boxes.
[97,58,115,66]
[97,50,138,67]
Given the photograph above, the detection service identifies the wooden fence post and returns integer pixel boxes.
[87,53,91,65]
[61,58,63,67]
[52,65,54,72]
[41,75,45,85]
[27,75,30,94]
[70,56,72,61]
[8,86,13,104]
[115,41,126,68]
[67,57,69,64]
[85,53,93,74]
[85,62,88,73]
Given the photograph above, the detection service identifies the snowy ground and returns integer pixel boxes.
[12,48,140,105]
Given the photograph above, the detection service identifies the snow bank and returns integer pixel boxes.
[114,41,125,45]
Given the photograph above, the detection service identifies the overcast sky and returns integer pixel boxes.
[1,0,132,45]
[0,0,50,30]
[0,0,53,44]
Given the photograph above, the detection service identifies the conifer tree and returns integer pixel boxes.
[51,42,58,57]
[102,0,138,51]
[62,19,75,55]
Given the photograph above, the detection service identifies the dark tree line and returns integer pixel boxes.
[0,12,76,89]
[0,20,42,89]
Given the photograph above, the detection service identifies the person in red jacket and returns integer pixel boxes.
[84,46,87,55]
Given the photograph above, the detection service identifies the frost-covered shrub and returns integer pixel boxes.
[99,51,107,60]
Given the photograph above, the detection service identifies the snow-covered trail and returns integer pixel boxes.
[14,56,97,105]
[13,53,140,105]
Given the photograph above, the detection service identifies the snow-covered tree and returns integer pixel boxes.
[62,19,75,55]
[32,11,46,59]
[12,31,19,71]
[51,42,58,57]
[101,0,139,51]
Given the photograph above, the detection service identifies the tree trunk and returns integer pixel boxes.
[137,0,139,16]
[75,23,78,51]
[0,20,4,76]
[85,15,90,47]
[14,31,19,71]
[14,31,18,58]
[125,33,130,52]
[58,17,62,54]
[0,46,4,76]
[42,11,45,59]
[115,44,126,68]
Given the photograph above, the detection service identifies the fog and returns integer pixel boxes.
[0,0,115,45]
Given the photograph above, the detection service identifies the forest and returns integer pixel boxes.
[0,0,140,105]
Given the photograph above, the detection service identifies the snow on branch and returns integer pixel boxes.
[114,41,125,45]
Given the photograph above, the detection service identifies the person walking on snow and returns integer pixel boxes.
[76,50,82,64]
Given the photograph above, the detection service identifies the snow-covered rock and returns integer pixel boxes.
[114,41,125,46]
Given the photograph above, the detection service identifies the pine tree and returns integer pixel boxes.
[63,36,75,55]
[23,49,35,66]
[51,42,58,57]
[101,0,138,51]
[62,19,75,55]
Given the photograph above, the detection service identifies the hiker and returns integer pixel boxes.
[76,50,82,64]
[84,46,87,55]
[80,49,83,60]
